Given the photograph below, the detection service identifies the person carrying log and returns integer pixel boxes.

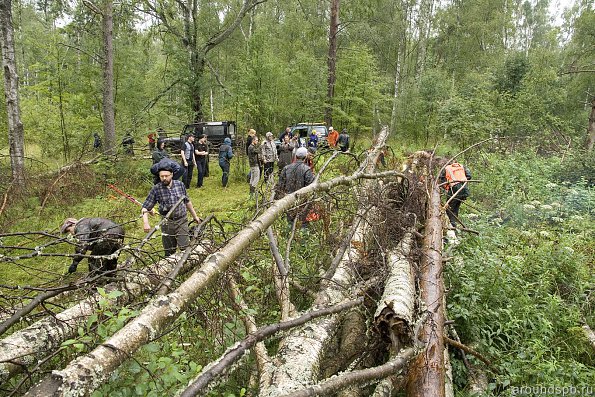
[60,217,125,275]
[439,160,472,228]
[142,163,201,256]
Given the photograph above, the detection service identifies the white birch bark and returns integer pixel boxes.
[25,167,400,397]
[258,128,390,396]
[0,246,207,383]
[374,233,415,350]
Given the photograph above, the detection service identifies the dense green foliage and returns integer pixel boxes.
[447,151,594,392]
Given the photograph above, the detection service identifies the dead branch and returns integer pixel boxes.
[258,127,391,396]
[179,298,364,397]
[0,245,208,384]
[443,337,493,368]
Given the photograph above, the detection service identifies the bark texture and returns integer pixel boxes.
[406,180,446,397]
[374,233,415,351]
[0,0,26,185]
[325,0,340,126]
[282,348,416,397]
[0,246,207,383]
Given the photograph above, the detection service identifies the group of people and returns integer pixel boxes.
[65,126,472,278]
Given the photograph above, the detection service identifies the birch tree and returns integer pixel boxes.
[0,0,26,185]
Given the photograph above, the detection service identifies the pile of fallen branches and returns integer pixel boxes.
[0,128,491,396]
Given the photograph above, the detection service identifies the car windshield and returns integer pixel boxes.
[204,125,225,136]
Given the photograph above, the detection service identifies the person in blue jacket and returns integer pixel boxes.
[218,137,234,187]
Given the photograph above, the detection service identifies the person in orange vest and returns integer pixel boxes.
[439,161,472,228]
[327,126,339,148]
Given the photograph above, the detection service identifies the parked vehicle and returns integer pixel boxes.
[276,122,328,151]
[183,121,236,152]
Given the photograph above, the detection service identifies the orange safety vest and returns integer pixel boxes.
[444,163,467,190]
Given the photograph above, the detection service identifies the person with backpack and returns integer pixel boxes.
[439,161,472,228]
[218,137,234,187]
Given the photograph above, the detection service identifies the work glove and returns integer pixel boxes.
[68,263,78,274]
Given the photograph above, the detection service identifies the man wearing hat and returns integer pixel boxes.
[276,147,316,224]
[60,217,125,275]
[141,163,201,256]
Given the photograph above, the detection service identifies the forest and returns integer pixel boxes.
[0,0,594,396]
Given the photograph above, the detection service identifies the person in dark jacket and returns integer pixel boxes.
[278,134,295,171]
[122,134,135,155]
[61,217,125,275]
[218,137,234,187]
[247,135,262,197]
[180,134,196,188]
[151,139,170,184]
[194,134,209,188]
[93,133,102,151]
[337,129,349,152]
[276,147,316,225]
[152,139,168,164]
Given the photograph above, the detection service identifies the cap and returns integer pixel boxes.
[295,147,308,159]
[224,137,232,145]
[266,131,273,138]
[60,218,78,233]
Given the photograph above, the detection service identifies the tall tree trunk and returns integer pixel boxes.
[102,0,116,154]
[406,180,445,397]
[585,95,595,152]
[325,0,340,127]
[0,0,26,186]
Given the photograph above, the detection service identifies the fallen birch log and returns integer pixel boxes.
[24,169,400,397]
[374,232,415,352]
[258,127,390,397]
[0,245,208,384]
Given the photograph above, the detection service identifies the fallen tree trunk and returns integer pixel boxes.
[406,180,446,397]
[0,245,208,385]
[25,169,401,397]
[258,128,390,396]
[374,232,415,352]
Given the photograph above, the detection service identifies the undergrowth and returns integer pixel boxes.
[446,151,594,395]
